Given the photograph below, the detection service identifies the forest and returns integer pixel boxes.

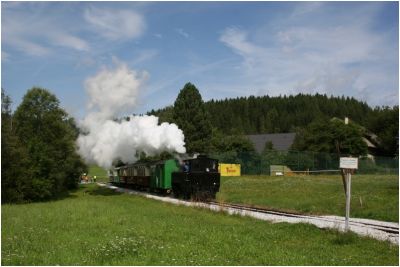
[149,90,398,157]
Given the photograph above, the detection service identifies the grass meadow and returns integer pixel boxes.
[87,165,109,183]
[217,174,399,222]
[1,184,398,265]
[89,164,398,222]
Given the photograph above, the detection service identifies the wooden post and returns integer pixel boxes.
[345,171,351,231]
[339,157,357,232]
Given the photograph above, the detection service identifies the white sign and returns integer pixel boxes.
[340,157,358,169]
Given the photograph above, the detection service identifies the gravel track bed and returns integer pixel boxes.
[99,183,399,245]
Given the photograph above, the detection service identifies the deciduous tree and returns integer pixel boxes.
[1,90,30,203]
[13,87,87,201]
[292,118,368,156]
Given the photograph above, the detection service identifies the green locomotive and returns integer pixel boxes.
[109,155,220,199]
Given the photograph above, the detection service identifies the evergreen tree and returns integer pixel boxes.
[173,83,212,153]
[147,105,175,124]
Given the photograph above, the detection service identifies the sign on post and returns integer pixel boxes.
[340,157,358,169]
[340,157,358,232]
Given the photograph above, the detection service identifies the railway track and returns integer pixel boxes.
[207,201,399,235]
[99,183,399,244]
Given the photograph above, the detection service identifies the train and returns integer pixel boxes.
[109,155,220,199]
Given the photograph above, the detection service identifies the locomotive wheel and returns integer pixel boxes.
[183,192,191,200]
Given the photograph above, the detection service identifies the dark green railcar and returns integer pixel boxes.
[150,159,180,192]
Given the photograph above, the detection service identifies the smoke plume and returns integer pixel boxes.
[77,61,186,169]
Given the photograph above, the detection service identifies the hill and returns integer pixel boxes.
[149,94,371,134]
[148,93,398,156]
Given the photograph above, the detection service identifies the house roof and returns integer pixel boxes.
[246,133,296,153]
[362,137,376,148]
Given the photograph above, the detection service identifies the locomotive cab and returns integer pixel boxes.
[172,155,220,199]
[188,155,219,173]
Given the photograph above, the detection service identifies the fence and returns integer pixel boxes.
[209,150,398,175]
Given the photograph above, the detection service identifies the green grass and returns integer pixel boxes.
[88,164,398,221]
[217,174,399,222]
[87,164,109,182]
[2,184,398,265]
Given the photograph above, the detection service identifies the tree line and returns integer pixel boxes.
[149,84,398,157]
[2,88,87,203]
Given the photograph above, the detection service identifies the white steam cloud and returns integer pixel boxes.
[77,61,186,169]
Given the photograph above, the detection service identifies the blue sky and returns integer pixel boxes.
[2,1,399,119]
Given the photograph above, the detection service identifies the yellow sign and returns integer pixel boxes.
[219,163,241,176]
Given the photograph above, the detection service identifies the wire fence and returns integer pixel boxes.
[209,150,398,175]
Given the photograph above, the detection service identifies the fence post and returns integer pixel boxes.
[313,152,315,170]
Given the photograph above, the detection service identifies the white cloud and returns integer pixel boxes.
[2,3,147,58]
[220,27,262,56]
[290,2,324,18]
[84,7,145,41]
[7,37,51,56]
[2,5,89,56]
[219,8,398,107]
[176,28,189,38]
[75,56,97,68]
[131,49,158,66]
[50,33,89,51]
[146,58,231,98]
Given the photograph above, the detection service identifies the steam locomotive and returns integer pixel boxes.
[109,155,220,199]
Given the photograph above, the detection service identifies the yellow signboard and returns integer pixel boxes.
[219,163,241,176]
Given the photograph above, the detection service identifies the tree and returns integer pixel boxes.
[209,129,260,174]
[260,146,286,174]
[210,129,255,153]
[291,117,368,193]
[264,141,274,151]
[13,87,87,201]
[292,118,368,157]
[173,83,212,153]
[147,105,175,124]
[367,106,399,156]
[155,93,374,135]
[1,90,30,203]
